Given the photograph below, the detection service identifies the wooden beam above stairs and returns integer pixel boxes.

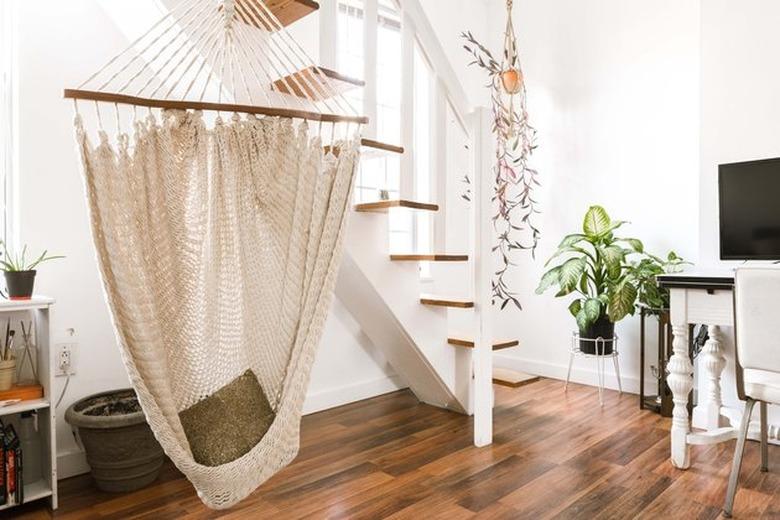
[420,295,474,309]
[354,200,438,213]
[274,66,364,100]
[447,338,519,351]
[235,0,319,30]
[493,368,540,388]
[391,254,468,262]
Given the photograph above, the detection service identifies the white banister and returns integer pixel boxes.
[433,77,447,252]
[471,106,493,446]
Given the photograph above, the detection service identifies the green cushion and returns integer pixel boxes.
[179,370,276,467]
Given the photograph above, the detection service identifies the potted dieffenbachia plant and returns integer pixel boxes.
[536,206,644,354]
[0,243,64,300]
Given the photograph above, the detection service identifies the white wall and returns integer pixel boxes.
[14,0,399,478]
[697,0,780,421]
[699,0,780,266]
[470,0,702,391]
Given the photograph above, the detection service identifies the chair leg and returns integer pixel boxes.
[723,399,757,518]
[761,401,769,472]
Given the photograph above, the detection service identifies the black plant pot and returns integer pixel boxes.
[4,270,36,300]
[579,315,615,354]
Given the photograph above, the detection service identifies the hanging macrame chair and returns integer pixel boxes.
[65,0,365,509]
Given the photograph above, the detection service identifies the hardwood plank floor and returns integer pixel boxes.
[4,378,778,519]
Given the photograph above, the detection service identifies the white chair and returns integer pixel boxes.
[724,267,780,517]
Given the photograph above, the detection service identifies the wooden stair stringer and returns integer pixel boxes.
[336,254,467,414]
[337,209,471,414]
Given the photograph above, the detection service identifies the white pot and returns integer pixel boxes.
[0,358,16,391]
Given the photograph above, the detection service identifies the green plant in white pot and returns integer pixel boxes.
[536,206,644,354]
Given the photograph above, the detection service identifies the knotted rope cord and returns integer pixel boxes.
[233,1,336,116]
[77,0,202,90]
[245,0,358,117]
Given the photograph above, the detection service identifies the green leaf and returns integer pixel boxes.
[583,205,611,237]
[559,258,586,291]
[568,299,582,318]
[608,282,638,322]
[584,298,602,322]
[536,266,561,294]
[625,238,644,253]
[602,245,625,279]
[576,309,591,332]
[558,234,586,249]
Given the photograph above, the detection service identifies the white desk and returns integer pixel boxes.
[657,271,739,469]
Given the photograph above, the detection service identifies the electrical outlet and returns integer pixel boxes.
[56,343,77,377]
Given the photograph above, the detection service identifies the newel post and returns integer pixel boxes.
[471,106,494,447]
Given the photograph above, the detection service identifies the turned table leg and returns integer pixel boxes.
[694,324,728,430]
[668,290,693,469]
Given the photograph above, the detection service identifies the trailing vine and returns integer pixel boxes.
[462,22,540,310]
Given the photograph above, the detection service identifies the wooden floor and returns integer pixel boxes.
[5,378,780,519]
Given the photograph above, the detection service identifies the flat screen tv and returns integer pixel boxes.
[719,157,780,260]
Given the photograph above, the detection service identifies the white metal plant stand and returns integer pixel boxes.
[564,333,622,406]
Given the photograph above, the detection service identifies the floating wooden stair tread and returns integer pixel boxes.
[325,139,404,156]
[361,139,404,154]
[391,254,468,262]
[420,295,474,308]
[274,66,363,100]
[235,0,319,30]
[493,368,540,388]
[447,338,519,351]
[354,200,439,213]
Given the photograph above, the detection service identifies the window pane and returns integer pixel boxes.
[337,0,364,114]
[376,1,401,144]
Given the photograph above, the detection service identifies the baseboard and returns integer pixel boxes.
[302,374,407,414]
[493,353,640,394]
[58,446,91,480]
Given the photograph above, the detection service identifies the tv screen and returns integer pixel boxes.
[719,157,780,260]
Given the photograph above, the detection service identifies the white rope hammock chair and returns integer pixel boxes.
[65,0,365,509]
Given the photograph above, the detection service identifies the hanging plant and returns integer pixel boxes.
[461,0,539,310]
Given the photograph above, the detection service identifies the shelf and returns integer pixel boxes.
[0,296,55,312]
[0,478,52,511]
[0,398,50,417]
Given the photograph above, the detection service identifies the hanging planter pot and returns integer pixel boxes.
[4,270,37,300]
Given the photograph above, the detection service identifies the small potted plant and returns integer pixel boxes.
[536,206,645,354]
[0,243,64,300]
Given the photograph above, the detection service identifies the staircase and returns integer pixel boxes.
[263,0,537,416]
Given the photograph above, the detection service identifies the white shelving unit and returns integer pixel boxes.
[0,296,56,512]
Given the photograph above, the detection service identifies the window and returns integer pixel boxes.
[0,2,15,244]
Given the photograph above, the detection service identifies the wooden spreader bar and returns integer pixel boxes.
[63,89,369,125]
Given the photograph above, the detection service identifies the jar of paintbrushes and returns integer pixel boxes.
[0,319,16,391]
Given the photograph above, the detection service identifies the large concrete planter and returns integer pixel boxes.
[65,389,164,493]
